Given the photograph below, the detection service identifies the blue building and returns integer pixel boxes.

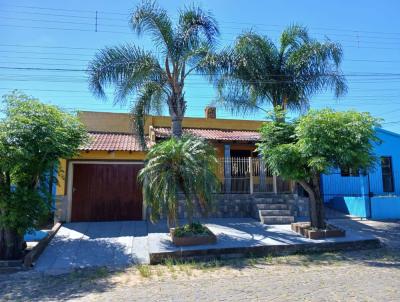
[322,128,400,220]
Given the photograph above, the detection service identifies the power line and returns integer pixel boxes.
[1,22,400,51]
[3,66,400,78]
[1,48,400,65]
[4,14,400,45]
[5,4,400,38]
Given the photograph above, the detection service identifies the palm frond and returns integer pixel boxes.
[130,0,174,53]
[87,44,162,103]
[287,40,347,99]
[177,5,219,48]
[214,25,347,114]
[280,24,310,54]
[138,135,219,225]
[216,76,268,116]
[131,81,166,148]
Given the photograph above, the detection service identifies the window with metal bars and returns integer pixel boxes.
[381,156,394,192]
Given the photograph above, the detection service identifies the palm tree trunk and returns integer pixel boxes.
[169,93,185,138]
[171,116,183,138]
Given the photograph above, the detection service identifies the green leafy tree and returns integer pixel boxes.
[0,91,87,260]
[88,0,219,144]
[208,25,347,115]
[139,135,219,227]
[257,109,379,229]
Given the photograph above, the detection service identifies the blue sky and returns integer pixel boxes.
[1,0,400,131]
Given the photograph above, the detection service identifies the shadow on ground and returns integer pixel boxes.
[2,217,400,301]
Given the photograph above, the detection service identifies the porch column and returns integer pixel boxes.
[249,157,254,194]
[224,144,231,193]
[273,175,278,194]
[258,154,266,192]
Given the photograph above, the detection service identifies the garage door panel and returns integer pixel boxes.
[71,163,143,222]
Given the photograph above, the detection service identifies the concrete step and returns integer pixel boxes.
[261,216,294,224]
[256,203,289,210]
[252,193,295,198]
[259,209,291,216]
[253,198,287,204]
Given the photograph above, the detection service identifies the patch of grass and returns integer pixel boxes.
[137,265,152,278]
[246,253,258,266]
[90,267,109,279]
[195,258,221,271]
[65,267,110,285]
[264,254,273,264]
[164,258,176,273]
[155,267,164,277]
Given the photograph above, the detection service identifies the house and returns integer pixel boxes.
[322,128,400,219]
[55,107,309,223]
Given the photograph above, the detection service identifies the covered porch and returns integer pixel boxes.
[152,127,293,195]
[214,139,293,194]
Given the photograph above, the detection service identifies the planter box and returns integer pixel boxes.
[170,227,217,246]
[291,222,346,240]
[291,222,310,236]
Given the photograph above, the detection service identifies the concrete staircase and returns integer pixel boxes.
[253,194,295,224]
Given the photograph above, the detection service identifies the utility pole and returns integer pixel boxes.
[95,11,98,32]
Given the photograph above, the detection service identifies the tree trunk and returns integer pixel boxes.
[171,116,183,138]
[299,175,326,229]
[168,90,185,139]
[0,227,25,260]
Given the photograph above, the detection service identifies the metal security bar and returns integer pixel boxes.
[217,157,293,194]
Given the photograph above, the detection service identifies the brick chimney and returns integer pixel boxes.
[204,106,216,119]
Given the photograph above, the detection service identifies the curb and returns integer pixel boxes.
[23,222,62,268]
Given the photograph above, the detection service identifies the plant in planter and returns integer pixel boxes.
[171,222,217,246]
[139,135,219,246]
[257,108,379,238]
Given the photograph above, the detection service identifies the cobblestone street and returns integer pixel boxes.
[1,220,400,302]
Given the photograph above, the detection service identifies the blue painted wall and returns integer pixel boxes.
[322,128,400,218]
[371,197,400,220]
[330,196,370,218]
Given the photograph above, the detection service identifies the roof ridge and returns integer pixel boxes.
[88,131,134,135]
[153,127,259,132]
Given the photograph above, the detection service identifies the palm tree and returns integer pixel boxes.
[88,1,219,143]
[139,135,219,227]
[209,25,347,115]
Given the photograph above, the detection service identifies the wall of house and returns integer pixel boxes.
[54,111,264,221]
[371,196,400,219]
[322,128,400,218]
[368,129,400,196]
[78,111,264,134]
[329,196,370,218]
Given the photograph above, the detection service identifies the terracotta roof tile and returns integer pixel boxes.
[80,132,145,152]
[154,127,260,142]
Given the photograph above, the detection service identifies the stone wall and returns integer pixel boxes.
[174,194,254,219]
[156,193,310,220]
[287,195,310,218]
[55,192,310,222]
[54,195,68,222]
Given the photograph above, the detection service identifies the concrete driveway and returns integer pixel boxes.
[35,221,149,275]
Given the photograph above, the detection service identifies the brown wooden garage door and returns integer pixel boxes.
[71,163,143,222]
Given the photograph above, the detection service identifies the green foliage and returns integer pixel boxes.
[88,0,219,142]
[257,108,380,182]
[138,135,219,226]
[0,91,87,234]
[258,108,379,228]
[209,24,347,115]
[172,222,212,237]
